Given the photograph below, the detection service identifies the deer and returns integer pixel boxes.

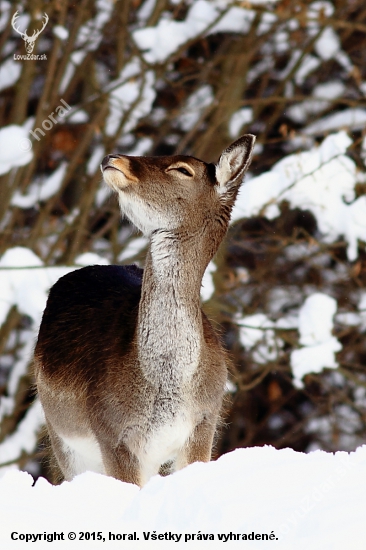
[34,134,255,487]
[12,11,49,54]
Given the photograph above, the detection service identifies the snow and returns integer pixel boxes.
[87,145,105,176]
[232,131,366,261]
[295,54,321,85]
[1,445,366,548]
[133,1,255,63]
[297,293,337,346]
[336,291,366,330]
[248,0,279,3]
[236,293,342,386]
[0,247,73,329]
[67,109,89,123]
[315,27,340,60]
[291,294,341,388]
[210,6,255,35]
[133,1,218,63]
[105,59,156,136]
[0,125,33,175]
[0,248,110,467]
[0,248,109,470]
[257,11,277,36]
[238,313,284,364]
[137,0,156,22]
[53,25,69,40]
[359,293,366,317]
[308,1,334,20]
[361,135,366,166]
[0,401,44,467]
[128,137,153,156]
[229,108,253,139]
[307,2,352,72]
[304,108,366,135]
[0,59,22,92]
[0,1,11,32]
[59,51,87,94]
[286,81,345,124]
[178,86,214,132]
[201,261,216,302]
[291,339,341,389]
[118,237,149,263]
[11,163,67,208]
[278,50,321,85]
[76,0,114,52]
[75,252,109,266]
[247,56,274,83]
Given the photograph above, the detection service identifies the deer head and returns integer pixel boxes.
[12,11,49,54]
[102,134,255,263]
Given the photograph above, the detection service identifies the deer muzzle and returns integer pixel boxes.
[101,155,138,190]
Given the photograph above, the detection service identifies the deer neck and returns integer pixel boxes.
[137,229,209,389]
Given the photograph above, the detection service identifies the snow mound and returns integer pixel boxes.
[1,445,366,549]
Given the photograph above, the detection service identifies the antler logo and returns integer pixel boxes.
[11,11,49,54]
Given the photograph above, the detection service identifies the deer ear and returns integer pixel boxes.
[215,134,255,193]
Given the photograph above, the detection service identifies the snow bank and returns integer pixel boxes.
[1,445,366,549]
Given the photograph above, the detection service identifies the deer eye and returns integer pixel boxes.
[166,163,195,177]
[176,167,193,176]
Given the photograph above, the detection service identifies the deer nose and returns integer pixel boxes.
[101,154,120,171]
